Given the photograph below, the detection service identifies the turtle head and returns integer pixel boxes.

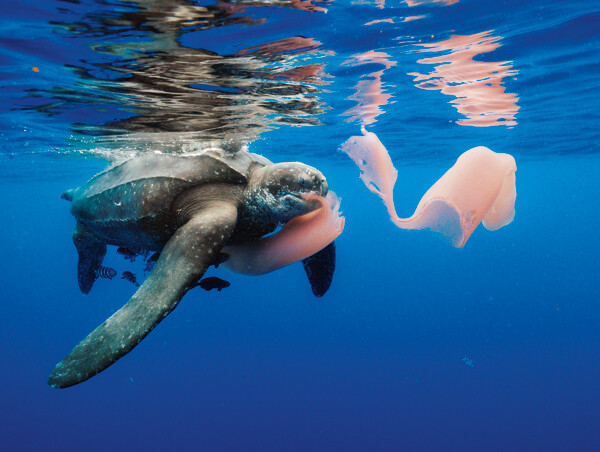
[248,162,328,223]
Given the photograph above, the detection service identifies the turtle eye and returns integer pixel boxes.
[299,174,311,189]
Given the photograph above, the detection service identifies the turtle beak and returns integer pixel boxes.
[319,177,328,196]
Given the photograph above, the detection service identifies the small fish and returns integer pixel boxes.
[462,356,474,367]
[143,252,160,273]
[95,266,117,280]
[117,247,148,262]
[121,271,139,287]
[117,247,138,262]
[195,276,230,292]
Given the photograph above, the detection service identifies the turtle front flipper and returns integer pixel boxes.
[302,241,336,297]
[73,222,107,294]
[49,203,238,388]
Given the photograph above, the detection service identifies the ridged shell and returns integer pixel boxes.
[66,150,271,225]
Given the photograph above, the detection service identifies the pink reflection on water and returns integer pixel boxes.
[341,51,397,126]
[404,15,428,22]
[289,0,329,12]
[236,37,333,85]
[364,18,394,25]
[267,63,330,84]
[407,31,519,127]
[364,15,426,25]
[217,0,329,13]
[356,0,456,7]
[236,36,324,57]
[404,0,459,6]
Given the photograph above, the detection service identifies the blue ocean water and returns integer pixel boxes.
[1,0,599,450]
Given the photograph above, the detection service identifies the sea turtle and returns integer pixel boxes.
[49,149,335,388]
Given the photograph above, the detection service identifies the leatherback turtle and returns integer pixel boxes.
[49,149,334,388]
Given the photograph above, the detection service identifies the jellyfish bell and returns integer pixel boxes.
[342,128,516,247]
[222,191,345,275]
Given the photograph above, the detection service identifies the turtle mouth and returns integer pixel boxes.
[291,187,327,208]
[292,175,329,211]
[292,188,326,200]
[278,192,322,217]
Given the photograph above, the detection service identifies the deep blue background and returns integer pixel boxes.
[2,156,599,451]
[1,0,600,451]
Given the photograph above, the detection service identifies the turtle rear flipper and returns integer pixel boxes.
[302,241,336,297]
[72,222,107,294]
[49,203,238,388]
